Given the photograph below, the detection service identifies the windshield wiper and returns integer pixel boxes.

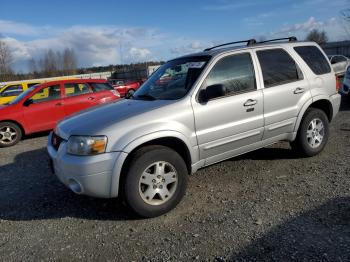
[135,94,156,101]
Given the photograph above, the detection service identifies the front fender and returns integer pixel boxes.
[109,130,199,198]
[122,130,197,162]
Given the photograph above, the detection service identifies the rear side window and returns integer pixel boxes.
[294,46,331,75]
[257,49,302,88]
[90,83,113,92]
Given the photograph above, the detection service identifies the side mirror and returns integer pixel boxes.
[23,99,33,107]
[198,84,226,103]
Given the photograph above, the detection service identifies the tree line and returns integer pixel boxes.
[28,48,77,78]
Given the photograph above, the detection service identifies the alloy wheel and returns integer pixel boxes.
[0,126,17,145]
[138,161,178,205]
[306,118,324,148]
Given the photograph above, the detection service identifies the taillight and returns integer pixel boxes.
[336,75,341,90]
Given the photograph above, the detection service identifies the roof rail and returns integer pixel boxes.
[204,39,257,51]
[259,36,297,44]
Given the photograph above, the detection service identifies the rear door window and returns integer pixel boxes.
[64,83,91,97]
[294,46,331,75]
[257,49,303,88]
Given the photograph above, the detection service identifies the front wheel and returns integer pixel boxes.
[290,108,329,157]
[0,122,22,148]
[123,145,188,218]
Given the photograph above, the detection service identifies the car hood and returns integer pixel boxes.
[56,99,177,139]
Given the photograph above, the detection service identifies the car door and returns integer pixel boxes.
[22,84,65,133]
[192,51,264,165]
[62,82,94,116]
[255,47,311,140]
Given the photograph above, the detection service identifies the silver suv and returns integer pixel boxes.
[48,37,341,217]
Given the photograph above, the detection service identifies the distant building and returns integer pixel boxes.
[321,41,350,57]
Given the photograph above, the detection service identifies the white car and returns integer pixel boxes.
[329,55,350,75]
[340,66,350,97]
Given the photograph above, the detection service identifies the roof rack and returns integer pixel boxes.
[259,36,297,44]
[203,39,257,51]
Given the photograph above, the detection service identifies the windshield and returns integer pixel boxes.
[133,56,210,100]
[8,86,37,105]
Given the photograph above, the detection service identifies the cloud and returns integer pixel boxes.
[170,41,206,55]
[129,47,151,61]
[271,17,346,41]
[0,20,213,72]
[0,21,165,71]
[276,17,336,35]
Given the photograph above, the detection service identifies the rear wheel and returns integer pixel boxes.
[123,145,188,218]
[125,89,135,98]
[0,122,22,148]
[290,108,329,157]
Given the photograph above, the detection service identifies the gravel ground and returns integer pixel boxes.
[0,98,350,261]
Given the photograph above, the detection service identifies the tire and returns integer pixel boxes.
[125,89,135,99]
[290,108,329,157]
[123,145,188,218]
[0,122,22,148]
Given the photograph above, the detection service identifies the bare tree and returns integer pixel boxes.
[28,57,37,75]
[63,48,77,75]
[43,49,59,76]
[0,39,13,82]
[305,29,328,44]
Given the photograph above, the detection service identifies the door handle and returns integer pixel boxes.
[55,102,63,106]
[244,99,257,107]
[88,97,95,100]
[293,87,305,94]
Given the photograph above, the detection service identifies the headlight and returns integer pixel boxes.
[67,136,107,156]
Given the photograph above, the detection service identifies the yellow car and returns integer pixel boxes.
[0,81,44,105]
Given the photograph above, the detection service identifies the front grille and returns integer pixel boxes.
[52,133,64,151]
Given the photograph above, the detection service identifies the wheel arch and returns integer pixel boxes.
[114,135,194,198]
[123,136,193,174]
[294,97,333,135]
[0,119,26,136]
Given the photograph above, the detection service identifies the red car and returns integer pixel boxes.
[109,79,142,98]
[0,79,120,147]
